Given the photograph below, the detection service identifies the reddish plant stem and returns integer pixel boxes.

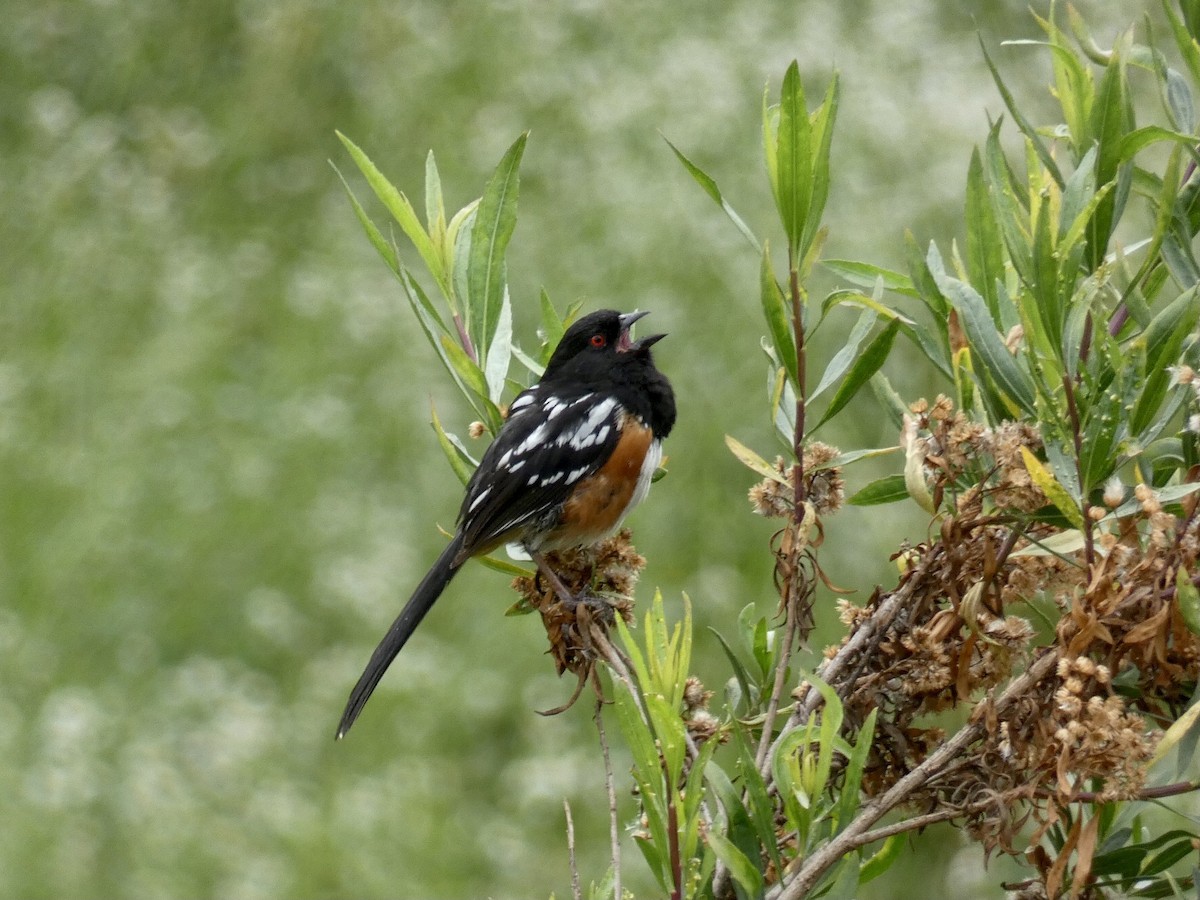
[453,312,478,363]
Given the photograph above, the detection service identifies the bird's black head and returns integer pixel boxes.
[542,309,666,379]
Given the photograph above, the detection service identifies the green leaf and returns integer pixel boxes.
[965,146,1004,316]
[439,333,493,411]
[870,372,910,430]
[430,402,478,486]
[425,149,446,244]
[816,446,899,470]
[337,131,446,292]
[775,60,813,260]
[811,319,900,432]
[860,834,906,885]
[905,231,950,320]
[822,259,917,297]
[482,288,512,402]
[708,625,757,713]
[333,164,399,273]
[467,132,527,360]
[810,308,878,401]
[760,243,799,389]
[1130,287,1200,436]
[804,73,839,259]
[707,830,764,900]
[932,251,1036,416]
[980,40,1064,188]
[835,708,876,832]
[663,135,761,252]
[1020,446,1086,530]
[1177,569,1200,638]
[1087,39,1133,270]
[1165,0,1200,86]
[847,474,909,506]
[726,434,787,484]
[984,123,1034,288]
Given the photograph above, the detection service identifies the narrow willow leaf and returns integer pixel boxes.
[822,259,917,296]
[1117,124,1198,163]
[1149,695,1200,765]
[726,435,787,483]
[450,202,478,317]
[860,834,906,885]
[430,402,478,486]
[425,149,446,243]
[762,84,778,206]
[1177,568,1200,637]
[905,231,950,319]
[984,122,1034,286]
[1164,0,1200,86]
[834,707,876,832]
[965,146,1004,316]
[903,421,937,514]
[1029,18,1094,150]
[440,334,491,403]
[1010,528,1088,558]
[731,728,785,874]
[397,267,463,387]
[1029,183,1063,343]
[704,755,770,880]
[761,243,799,389]
[817,446,899,470]
[1059,179,1115,266]
[934,260,1036,416]
[810,308,878,401]
[870,372,909,429]
[775,60,812,259]
[812,319,899,431]
[819,289,916,326]
[482,287,512,402]
[1020,446,1086,530]
[980,40,1064,187]
[804,73,839,257]
[467,133,527,359]
[333,165,400,273]
[1088,43,1133,270]
[1131,287,1200,435]
[707,627,756,714]
[663,136,761,251]
[337,132,445,290]
[1059,146,1098,245]
[479,554,533,580]
[847,474,908,507]
[706,831,764,898]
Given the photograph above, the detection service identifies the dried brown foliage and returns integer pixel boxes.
[770,397,1200,897]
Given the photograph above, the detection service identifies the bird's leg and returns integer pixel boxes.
[530,550,580,607]
[530,550,614,624]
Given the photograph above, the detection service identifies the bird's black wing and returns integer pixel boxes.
[456,384,626,554]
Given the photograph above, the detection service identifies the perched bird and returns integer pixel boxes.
[336,309,676,738]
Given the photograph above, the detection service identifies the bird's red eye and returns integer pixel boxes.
[590,334,606,348]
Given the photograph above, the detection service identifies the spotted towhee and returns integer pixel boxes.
[336,309,676,738]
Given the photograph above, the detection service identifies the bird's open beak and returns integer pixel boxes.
[617,310,666,353]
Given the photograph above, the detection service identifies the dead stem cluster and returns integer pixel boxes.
[813,396,1200,870]
[511,529,643,681]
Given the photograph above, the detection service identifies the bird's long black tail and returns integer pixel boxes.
[336,532,466,739]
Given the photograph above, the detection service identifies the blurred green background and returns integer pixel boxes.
[1,1,1142,897]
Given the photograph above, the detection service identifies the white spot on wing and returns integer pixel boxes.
[509,392,536,414]
[468,486,492,513]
